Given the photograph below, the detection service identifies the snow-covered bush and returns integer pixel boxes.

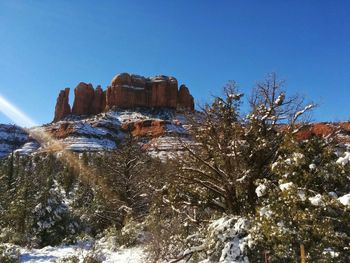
[115,218,147,247]
[198,216,251,263]
[32,187,77,247]
[0,244,20,263]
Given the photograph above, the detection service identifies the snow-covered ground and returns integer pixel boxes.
[18,243,144,263]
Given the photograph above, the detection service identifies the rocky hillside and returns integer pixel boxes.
[0,124,39,157]
[45,107,189,158]
[1,109,191,159]
[2,111,350,159]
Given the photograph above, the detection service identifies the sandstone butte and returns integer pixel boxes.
[54,73,194,122]
[53,73,350,142]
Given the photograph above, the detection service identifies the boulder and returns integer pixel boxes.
[54,88,71,122]
[72,82,95,115]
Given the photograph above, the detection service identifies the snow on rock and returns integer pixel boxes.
[46,109,190,156]
[14,141,40,155]
[0,124,31,157]
[338,193,350,206]
[0,108,191,157]
[309,194,324,206]
[336,152,350,166]
[62,137,116,152]
[70,122,118,137]
[146,136,193,160]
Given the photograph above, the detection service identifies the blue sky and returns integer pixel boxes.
[0,0,349,125]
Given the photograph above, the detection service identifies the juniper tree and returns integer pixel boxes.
[98,135,155,222]
[72,135,159,235]
[251,136,350,262]
[145,74,315,261]
[171,73,314,216]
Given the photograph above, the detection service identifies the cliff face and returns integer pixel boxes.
[72,82,95,115]
[54,88,71,122]
[107,74,180,109]
[54,73,194,122]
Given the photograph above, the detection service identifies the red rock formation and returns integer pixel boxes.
[107,73,150,108]
[111,72,132,86]
[293,122,350,143]
[49,122,76,139]
[107,73,184,109]
[91,85,105,114]
[339,122,350,132]
[72,82,95,115]
[53,73,195,121]
[121,119,167,137]
[177,84,194,110]
[150,76,178,108]
[108,73,148,108]
[54,88,71,122]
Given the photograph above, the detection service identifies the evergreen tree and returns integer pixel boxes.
[251,136,350,262]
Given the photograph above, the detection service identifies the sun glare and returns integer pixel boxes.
[0,93,116,201]
[0,94,37,128]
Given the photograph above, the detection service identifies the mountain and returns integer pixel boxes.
[1,73,195,158]
[1,72,349,159]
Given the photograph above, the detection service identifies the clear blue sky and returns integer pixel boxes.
[0,0,349,125]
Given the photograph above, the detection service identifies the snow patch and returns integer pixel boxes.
[255,184,267,197]
[309,163,316,170]
[336,152,350,166]
[279,182,293,191]
[338,193,350,206]
[309,194,324,206]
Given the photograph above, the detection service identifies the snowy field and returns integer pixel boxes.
[15,242,144,263]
